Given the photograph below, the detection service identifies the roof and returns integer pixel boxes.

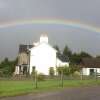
[80,58,100,68]
[57,52,69,62]
[19,44,33,53]
[30,42,57,53]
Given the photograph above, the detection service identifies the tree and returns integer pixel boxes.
[63,45,72,57]
[0,57,18,77]
[79,51,92,58]
[57,66,70,76]
[69,64,80,74]
[4,58,9,63]
[63,67,70,75]
[70,51,92,64]
[70,53,81,64]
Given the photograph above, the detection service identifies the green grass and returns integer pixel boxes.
[0,79,100,97]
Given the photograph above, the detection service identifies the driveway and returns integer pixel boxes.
[1,86,100,100]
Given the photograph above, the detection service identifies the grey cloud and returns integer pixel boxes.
[0,0,100,60]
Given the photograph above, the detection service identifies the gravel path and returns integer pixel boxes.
[1,86,100,100]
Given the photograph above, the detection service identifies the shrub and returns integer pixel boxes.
[69,64,80,74]
[57,66,70,76]
[37,73,45,81]
[73,71,81,77]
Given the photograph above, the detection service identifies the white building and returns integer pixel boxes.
[15,34,69,75]
[81,58,100,76]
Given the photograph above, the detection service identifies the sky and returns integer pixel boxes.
[0,0,100,60]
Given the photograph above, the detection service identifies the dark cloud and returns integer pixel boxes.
[0,0,100,60]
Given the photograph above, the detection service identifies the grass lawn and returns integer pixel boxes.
[0,79,100,97]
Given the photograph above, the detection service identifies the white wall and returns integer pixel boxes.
[14,66,20,75]
[82,68,100,75]
[30,42,69,75]
[30,43,57,75]
[97,68,100,73]
[57,58,69,67]
[82,68,90,75]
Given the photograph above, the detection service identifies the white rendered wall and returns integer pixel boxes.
[57,58,69,67]
[97,68,100,73]
[30,43,57,75]
[14,66,19,75]
[82,68,100,75]
[82,68,90,75]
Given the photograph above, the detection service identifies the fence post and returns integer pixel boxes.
[81,69,83,80]
[35,71,38,88]
[61,69,64,88]
[95,68,97,81]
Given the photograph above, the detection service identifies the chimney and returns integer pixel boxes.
[40,33,48,43]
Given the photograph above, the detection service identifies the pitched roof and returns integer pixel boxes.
[57,52,69,62]
[81,58,100,68]
[30,42,57,52]
[19,44,33,53]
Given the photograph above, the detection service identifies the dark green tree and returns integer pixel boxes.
[63,45,72,57]
[0,57,18,77]
[79,51,92,58]
[70,53,81,64]
[70,51,92,64]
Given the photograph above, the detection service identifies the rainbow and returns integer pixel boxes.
[0,19,100,33]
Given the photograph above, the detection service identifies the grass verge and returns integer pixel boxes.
[0,79,100,97]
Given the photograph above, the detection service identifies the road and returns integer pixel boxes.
[1,86,100,100]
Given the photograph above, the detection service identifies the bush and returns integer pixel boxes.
[37,73,45,81]
[69,64,80,74]
[57,66,70,76]
[73,71,81,77]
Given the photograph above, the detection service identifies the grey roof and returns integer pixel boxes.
[81,58,100,68]
[19,44,33,53]
[19,44,69,63]
[57,52,69,62]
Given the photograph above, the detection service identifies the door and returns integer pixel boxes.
[90,69,95,76]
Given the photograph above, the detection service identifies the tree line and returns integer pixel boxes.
[54,45,92,64]
[0,58,18,77]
